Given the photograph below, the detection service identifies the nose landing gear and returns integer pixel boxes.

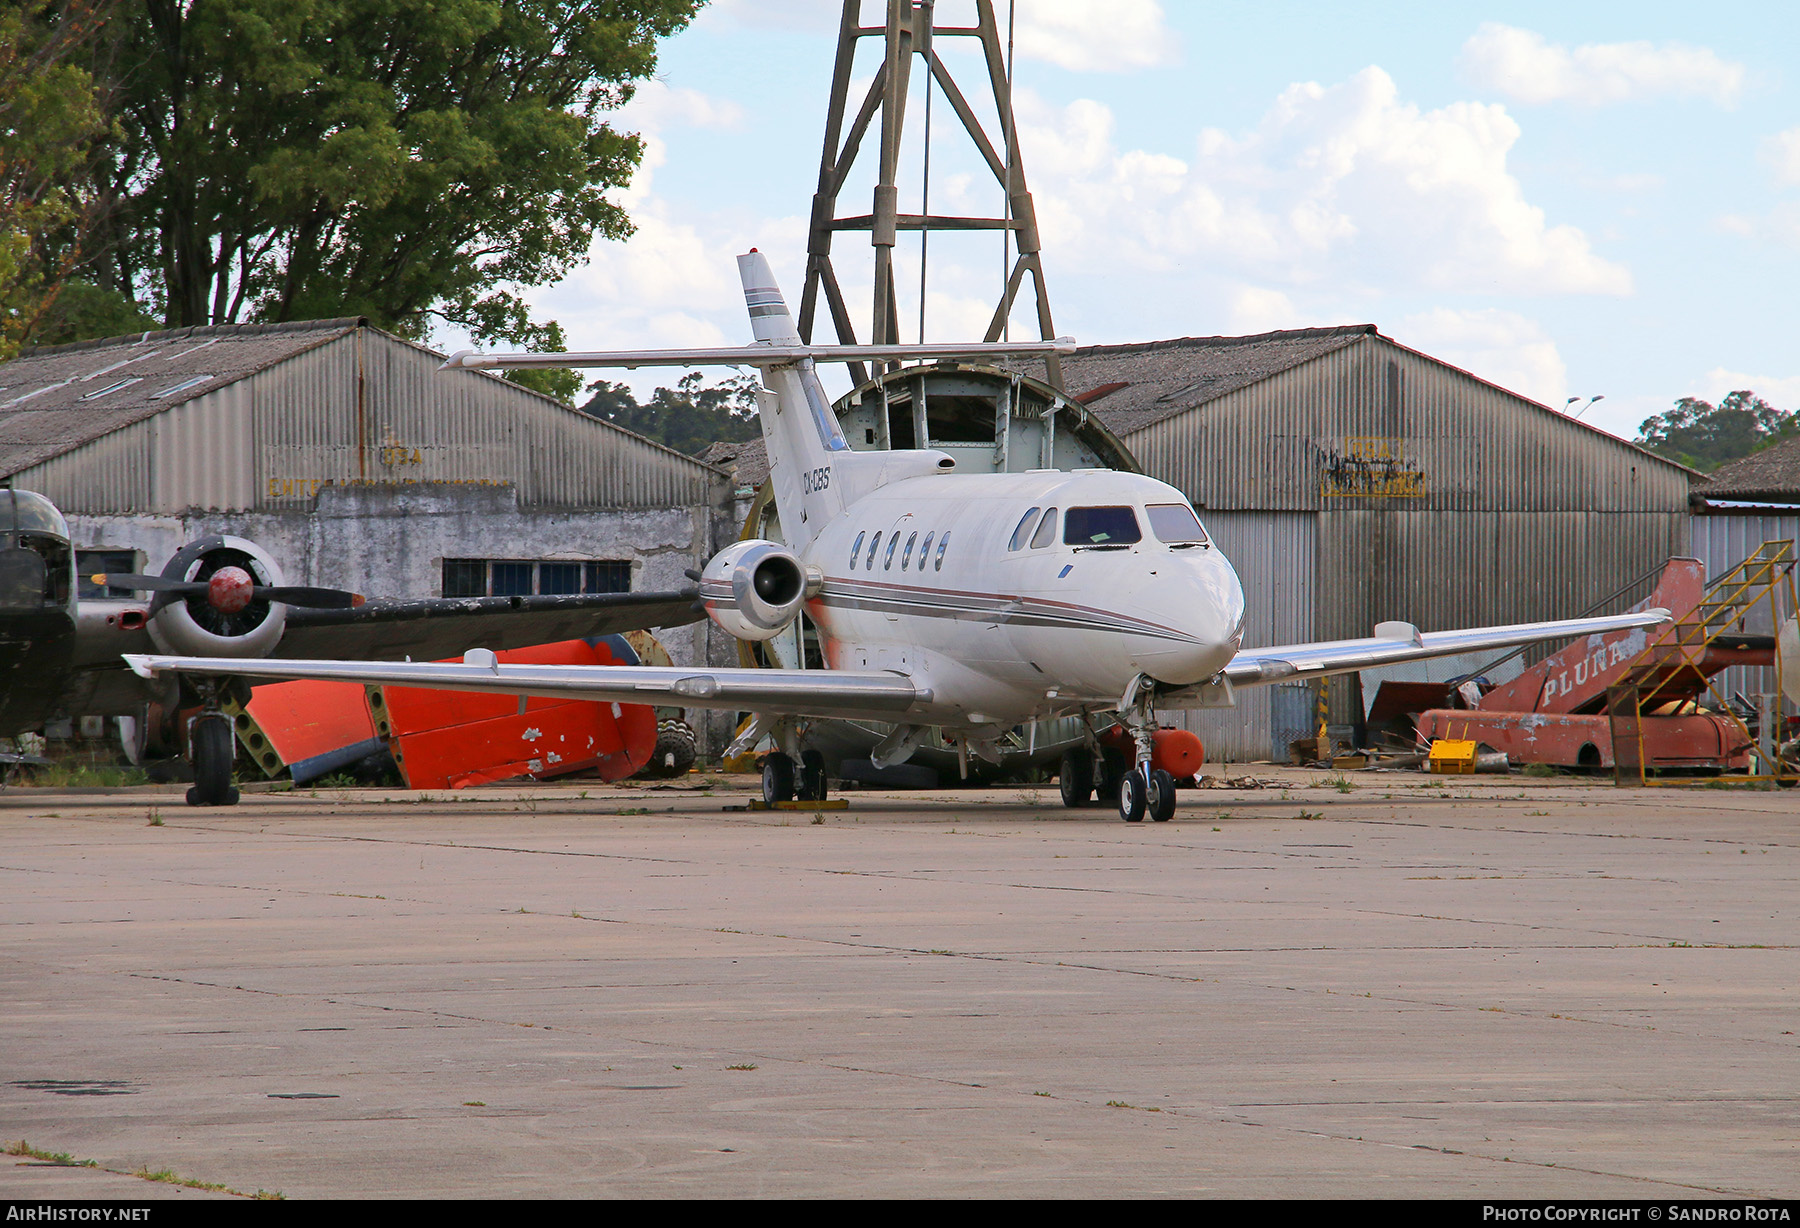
[1115,675,1177,823]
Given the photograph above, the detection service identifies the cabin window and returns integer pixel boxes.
[935,532,950,570]
[851,530,866,568]
[902,531,918,569]
[1146,503,1209,545]
[1029,508,1059,549]
[1008,507,1042,551]
[884,532,901,570]
[1063,506,1142,546]
[866,532,881,570]
[919,532,935,572]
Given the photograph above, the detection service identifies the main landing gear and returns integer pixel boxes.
[186,710,239,807]
[762,749,828,805]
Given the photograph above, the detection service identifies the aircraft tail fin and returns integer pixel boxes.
[736,252,849,546]
[738,250,803,346]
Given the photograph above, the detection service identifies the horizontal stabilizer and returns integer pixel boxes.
[440,339,1077,372]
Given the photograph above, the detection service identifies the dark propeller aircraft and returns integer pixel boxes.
[0,489,701,805]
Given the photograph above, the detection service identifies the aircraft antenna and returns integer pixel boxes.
[800,0,1063,390]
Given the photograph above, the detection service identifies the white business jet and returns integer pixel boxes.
[127,251,1670,822]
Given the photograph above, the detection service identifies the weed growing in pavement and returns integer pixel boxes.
[146,807,162,826]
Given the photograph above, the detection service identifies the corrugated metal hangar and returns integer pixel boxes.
[0,320,734,669]
[1056,326,1696,758]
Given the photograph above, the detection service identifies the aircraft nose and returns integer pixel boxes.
[1128,554,1244,686]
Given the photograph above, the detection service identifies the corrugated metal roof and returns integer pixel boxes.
[1052,326,1377,437]
[0,320,360,477]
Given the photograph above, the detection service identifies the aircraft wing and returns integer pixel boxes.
[276,590,703,661]
[124,655,926,722]
[1214,608,1671,689]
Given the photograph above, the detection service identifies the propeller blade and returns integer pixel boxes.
[92,573,205,595]
[252,585,365,609]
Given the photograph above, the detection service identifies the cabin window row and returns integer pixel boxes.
[848,529,951,573]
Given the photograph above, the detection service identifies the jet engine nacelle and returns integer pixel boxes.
[700,539,820,642]
[145,536,289,659]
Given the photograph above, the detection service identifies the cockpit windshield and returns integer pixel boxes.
[0,490,73,609]
[1146,503,1209,546]
[1063,506,1142,547]
[2,490,69,539]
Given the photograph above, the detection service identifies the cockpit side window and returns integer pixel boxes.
[1029,508,1059,549]
[1146,503,1209,545]
[1063,506,1142,546]
[1008,507,1042,551]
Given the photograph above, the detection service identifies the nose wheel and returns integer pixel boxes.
[1115,676,1179,823]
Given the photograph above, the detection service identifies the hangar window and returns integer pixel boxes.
[441,559,632,598]
[77,550,139,599]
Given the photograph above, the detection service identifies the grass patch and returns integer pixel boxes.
[6,1139,96,1167]
[726,1063,758,1071]
[17,763,149,788]
[616,806,651,816]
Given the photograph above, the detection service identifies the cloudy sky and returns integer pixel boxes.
[518,0,1800,443]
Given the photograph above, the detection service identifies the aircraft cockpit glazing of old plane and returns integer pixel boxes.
[0,489,74,613]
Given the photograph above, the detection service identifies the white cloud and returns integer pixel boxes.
[1699,368,1800,412]
[705,1,1178,71]
[1227,286,1303,335]
[1393,308,1568,408]
[1011,0,1178,72]
[1762,127,1800,186]
[1460,23,1744,107]
[1016,68,1632,297]
[1717,202,1800,251]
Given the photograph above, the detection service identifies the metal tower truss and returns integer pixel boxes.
[800,0,1062,390]
[1607,540,1800,786]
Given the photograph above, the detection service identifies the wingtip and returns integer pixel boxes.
[122,653,157,679]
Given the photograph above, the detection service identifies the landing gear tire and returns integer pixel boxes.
[1148,767,1176,822]
[1060,748,1094,808]
[799,750,828,802]
[186,714,239,807]
[1119,767,1148,823]
[762,752,796,804]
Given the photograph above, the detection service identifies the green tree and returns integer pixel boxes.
[579,371,761,456]
[0,1,118,360]
[1636,391,1795,472]
[81,0,698,394]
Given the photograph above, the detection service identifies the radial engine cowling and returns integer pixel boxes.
[145,536,289,658]
[700,539,820,642]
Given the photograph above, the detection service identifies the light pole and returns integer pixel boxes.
[1565,395,1605,418]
